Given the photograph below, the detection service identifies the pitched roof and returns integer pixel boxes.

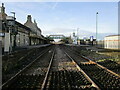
[24,15,41,34]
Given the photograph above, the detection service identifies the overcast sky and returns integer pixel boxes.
[3,2,118,37]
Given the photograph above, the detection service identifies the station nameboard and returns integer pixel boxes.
[0,33,5,37]
[90,36,94,41]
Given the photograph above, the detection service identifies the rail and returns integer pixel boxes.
[41,48,55,90]
[64,50,100,90]
[1,46,52,89]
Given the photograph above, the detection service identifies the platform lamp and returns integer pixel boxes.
[10,12,17,50]
[7,18,14,53]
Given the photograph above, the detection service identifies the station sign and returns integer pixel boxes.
[0,33,5,37]
[90,36,94,41]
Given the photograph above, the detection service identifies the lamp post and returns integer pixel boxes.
[10,12,16,50]
[11,12,15,20]
[96,12,98,46]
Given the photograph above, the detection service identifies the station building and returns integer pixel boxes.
[24,15,45,45]
[104,35,120,50]
[0,3,48,53]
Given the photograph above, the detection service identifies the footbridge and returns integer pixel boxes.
[48,34,65,44]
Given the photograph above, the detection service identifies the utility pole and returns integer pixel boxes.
[77,28,79,45]
[96,12,98,46]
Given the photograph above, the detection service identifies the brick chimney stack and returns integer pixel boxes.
[1,3,5,13]
[27,15,32,22]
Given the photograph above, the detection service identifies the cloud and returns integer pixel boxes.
[51,1,59,10]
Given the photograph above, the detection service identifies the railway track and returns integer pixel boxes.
[97,60,120,75]
[62,45,120,89]
[2,45,51,83]
[41,45,99,90]
[2,45,54,89]
[2,44,120,90]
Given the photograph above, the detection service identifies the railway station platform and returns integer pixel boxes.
[2,44,51,55]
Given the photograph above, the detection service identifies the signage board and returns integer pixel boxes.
[90,36,94,41]
[0,33,5,37]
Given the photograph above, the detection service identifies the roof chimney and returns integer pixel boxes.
[1,3,5,13]
[27,15,32,22]
[34,19,37,26]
